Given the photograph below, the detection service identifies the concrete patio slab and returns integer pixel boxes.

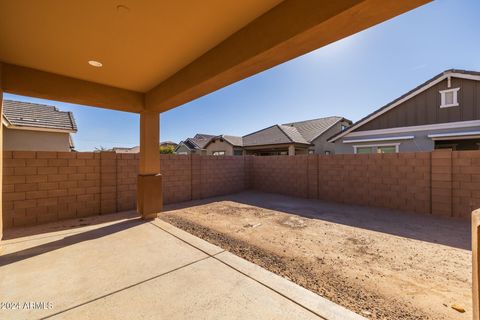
[0,213,364,320]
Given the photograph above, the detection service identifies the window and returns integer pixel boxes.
[439,88,460,108]
[233,149,243,156]
[355,146,373,154]
[212,151,225,156]
[377,146,396,154]
[354,144,399,154]
[341,124,348,131]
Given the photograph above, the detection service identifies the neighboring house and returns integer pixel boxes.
[241,116,351,156]
[205,135,244,156]
[201,116,350,156]
[329,69,480,154]
[2,100,77,152]
[175,134,216,155]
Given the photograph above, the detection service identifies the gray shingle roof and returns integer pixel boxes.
[243,125,294,146]
[222,135,243,147]
[278,125,309,144]
[178,133,216,150]
[3,100,77,132]
[282,116,342,142]
[242,116,345,147]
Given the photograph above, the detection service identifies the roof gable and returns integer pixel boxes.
[329,69,480,142]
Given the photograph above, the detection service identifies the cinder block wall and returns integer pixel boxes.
[250,150,479,219]
[3,150,480,228]
[2,152,249,228]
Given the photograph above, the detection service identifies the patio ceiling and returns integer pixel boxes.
[0,0,430,112]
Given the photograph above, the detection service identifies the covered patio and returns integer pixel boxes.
[1,212,363,319]
[0,1,436,319]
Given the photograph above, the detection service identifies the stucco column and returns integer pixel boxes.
[137,111,162,219]
[288,145,295,156]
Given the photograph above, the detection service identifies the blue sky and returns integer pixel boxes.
[5,0,480,151]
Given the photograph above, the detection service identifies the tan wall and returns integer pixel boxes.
[205,140,234,155]
[3,127,72,152]
[3,150,479,229]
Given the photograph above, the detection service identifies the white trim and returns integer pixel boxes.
[343,120,480,138]
[343,136,414,144]
[353,143,400,154]
[428,131,480,140]
[329,72,480,142]
[439,87,460,108]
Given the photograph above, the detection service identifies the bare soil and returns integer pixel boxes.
[160,192,471,320]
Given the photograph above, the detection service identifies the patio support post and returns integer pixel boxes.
[473,209,480,320]
[137,111,162,219]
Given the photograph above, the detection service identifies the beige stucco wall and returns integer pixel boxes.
[205,139,234,155]
[3,127,72,151]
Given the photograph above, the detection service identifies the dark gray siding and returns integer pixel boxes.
[356,77,480,131]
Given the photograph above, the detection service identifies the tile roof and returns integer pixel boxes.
[242,116,346,147]
[3,100,77,132]
[282,116,343,142]
[177,133,216,150]
[221,135,243,147]
[278,125,309,144]
[243,125,294,146]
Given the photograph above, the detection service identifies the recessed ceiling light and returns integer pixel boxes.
[116,5,130,13]
[88,60,103,67]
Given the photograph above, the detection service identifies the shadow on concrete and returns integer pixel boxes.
[2,211,138,240]
[164,191,471,250]
[0,218,145,267]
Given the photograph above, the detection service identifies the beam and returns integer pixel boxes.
[1,63,144,113]
[146,0,430,112]
[137,111,162,219]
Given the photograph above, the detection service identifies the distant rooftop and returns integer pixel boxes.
[2,100,77,132]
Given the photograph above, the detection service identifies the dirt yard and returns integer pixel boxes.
[160,191,471,320]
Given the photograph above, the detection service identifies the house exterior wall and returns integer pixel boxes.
[336,76,480,154]
[334,125,480,154]
[3,127,72,152]
[175,143,193,155]
[356,78,480,131]
[205,139,234,155]
[311,119,350,154]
